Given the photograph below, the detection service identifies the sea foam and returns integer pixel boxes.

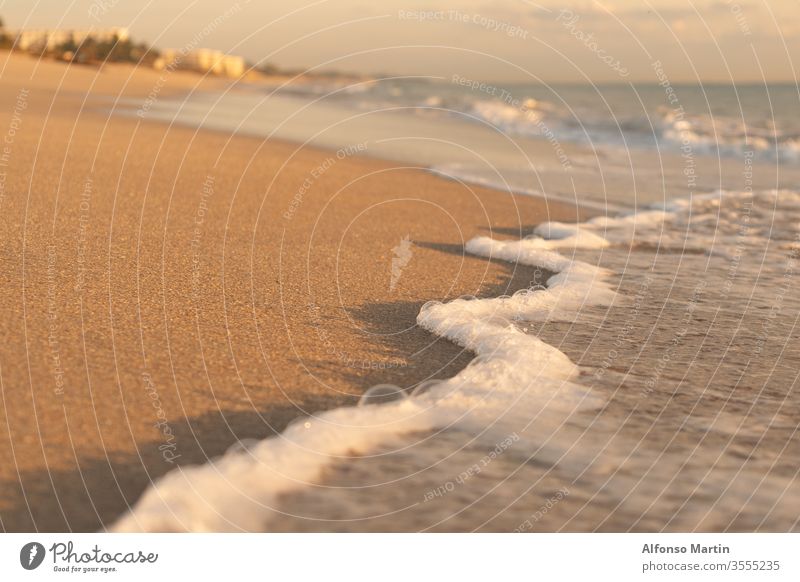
[110,216,618,532]
[111,189,798,531]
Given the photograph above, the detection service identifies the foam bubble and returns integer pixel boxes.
[359,384,407,406]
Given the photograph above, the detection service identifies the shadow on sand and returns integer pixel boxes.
[0,240,551,532]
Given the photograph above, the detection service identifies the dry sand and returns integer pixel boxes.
[0,52,585,531]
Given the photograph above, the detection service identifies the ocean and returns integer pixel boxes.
[121,78,800,207]
[111,79,800,531]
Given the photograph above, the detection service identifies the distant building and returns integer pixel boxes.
[9,27,129,51]
[156,48,245,78]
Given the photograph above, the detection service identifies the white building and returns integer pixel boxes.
[9,27,129,51]
[157,48,245,78]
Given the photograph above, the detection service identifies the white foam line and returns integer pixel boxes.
[110,227,617,532]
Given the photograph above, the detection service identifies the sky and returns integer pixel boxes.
[1,0,798,83]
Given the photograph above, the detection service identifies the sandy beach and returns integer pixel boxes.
[0,2,797,577]
[0,52,585,532]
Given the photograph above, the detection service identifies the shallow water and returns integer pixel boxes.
[262,80,800,163]
[119,81,800,208]
[262,191,800,532]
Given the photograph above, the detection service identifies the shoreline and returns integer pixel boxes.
[0,52,584,531]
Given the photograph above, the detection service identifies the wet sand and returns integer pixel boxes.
[0,52,586,531]
[269,243,800,533]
